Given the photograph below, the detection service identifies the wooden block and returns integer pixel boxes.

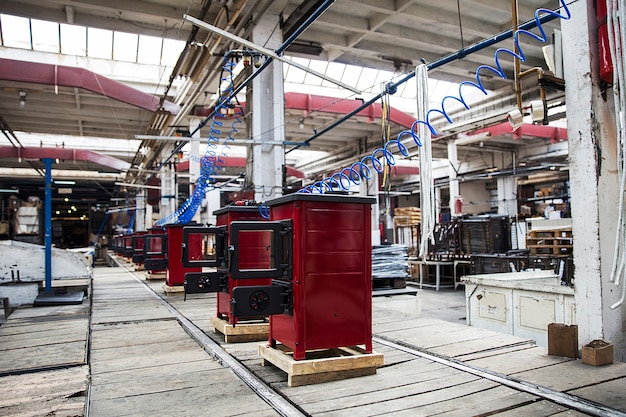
[162,283,184,295]
[258,343,384,387]
[582,339,614,366]
[547,323,578,358]
[211,316,269,343]
[145,271,166,280]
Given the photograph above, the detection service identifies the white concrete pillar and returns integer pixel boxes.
[496,176,517,217]
[448,141,460,216]
[159,144,177,220]
[135,190,146,231]
[188,118,201,223]
[206,188,221,226]
[562,0,624,359]
[145,203,153,228]
[360,174,381,246]
[248,12,285,203]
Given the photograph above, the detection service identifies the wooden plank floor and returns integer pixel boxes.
[1,258,625,416]
[150,265,626,416]
[88,266,280,417]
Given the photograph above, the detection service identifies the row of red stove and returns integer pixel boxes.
[112,194,375,361]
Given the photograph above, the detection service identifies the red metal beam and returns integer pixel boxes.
[190,92,416,128]
[0,58,180,114]
[0,146,130,171]
[470,122,568,142]
[284,92,415,128]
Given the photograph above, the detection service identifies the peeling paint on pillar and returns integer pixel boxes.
[563,0,625,360]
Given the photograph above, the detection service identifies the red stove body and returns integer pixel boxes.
[143,227,167,273]
[166,224,201,286]
[214,206,271,323]
[131,231,147,265]
[122,234,133,259]
[256,194,375,360]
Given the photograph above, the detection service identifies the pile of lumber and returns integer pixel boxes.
[393,207,421,226]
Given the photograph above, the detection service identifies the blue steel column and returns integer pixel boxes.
[43,157,53,293]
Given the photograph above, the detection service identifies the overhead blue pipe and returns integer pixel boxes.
[285,5,564,154]
[43,157,53,293]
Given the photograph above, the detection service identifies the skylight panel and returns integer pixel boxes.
[60,24,86,56]
[303,59,327,85]
[356,67,380,92]
[162,38,185,66]
[137,35,162,65]
[113,31,138,62]
[320,61,345,88]
[1,14,31,49]
[31,19,59,53]
[88,27,113,59]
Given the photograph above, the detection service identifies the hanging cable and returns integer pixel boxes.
[416,65,436,259]
[296,1,571,195]
[607,0,626,309]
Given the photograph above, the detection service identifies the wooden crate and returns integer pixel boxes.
[527,228,573,255]
[258,343,384,387]
[211,316,269,343]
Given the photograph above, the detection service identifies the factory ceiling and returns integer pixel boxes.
[0,0,567,207]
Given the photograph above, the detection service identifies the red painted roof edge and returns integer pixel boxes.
[470,122,568,141]
[0,146,130,171]
[0,58,180,115]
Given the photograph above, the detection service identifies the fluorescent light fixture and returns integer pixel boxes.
[115,182,162,190]
[454,132,491,146]
[54,180,76,185]
[0,189,19,193]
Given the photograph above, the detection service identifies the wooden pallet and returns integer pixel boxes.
[132,263,145,271]
[145,271,166,280]
[527,229,573,255]
[258,343,384,387]
[162,283,184,295]
[210,316,269,343]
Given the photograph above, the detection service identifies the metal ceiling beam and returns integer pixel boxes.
[286,3,566,153]
[182,14,361,94]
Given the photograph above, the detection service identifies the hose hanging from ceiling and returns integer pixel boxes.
[155,52,247,226]
[606,0,626,309]
[294,0,571,195]
[416,65,436,259]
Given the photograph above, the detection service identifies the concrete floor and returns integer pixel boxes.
[415,285,468,324]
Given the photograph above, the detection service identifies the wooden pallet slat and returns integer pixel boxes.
[211,316,269,343]
[258,343,384,387]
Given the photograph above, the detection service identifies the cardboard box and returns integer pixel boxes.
[547,323,578,358]
[582,339,614,366]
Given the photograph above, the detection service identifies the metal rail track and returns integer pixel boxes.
[113,258,625,417]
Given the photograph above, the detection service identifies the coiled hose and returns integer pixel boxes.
[295,0,571,195]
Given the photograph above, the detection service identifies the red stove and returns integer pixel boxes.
[181,203,272,324]
[215,205,271,323]
[143,227,167,273]
[122,234,134,259]
[131,231,147,265]
[165,224,201,286]
[228,194,375,360]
